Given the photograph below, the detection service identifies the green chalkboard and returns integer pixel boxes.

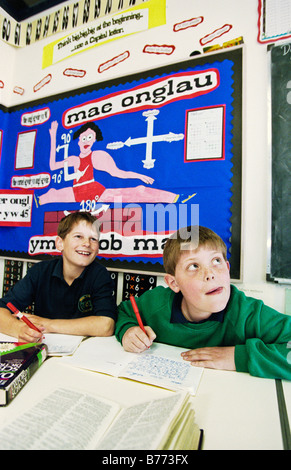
[269,43,291,282]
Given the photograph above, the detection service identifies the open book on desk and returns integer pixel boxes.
[0,333,84,356]
[0,387,202,450]
[62,336,203,395]
[42,333,84,356]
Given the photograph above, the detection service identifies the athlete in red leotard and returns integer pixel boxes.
[39,121,177,205]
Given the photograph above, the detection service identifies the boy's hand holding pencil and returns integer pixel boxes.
[7,302,44,343]
[122,325,156,353]
[122,296,156,353]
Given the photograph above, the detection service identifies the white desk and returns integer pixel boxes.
[0,356,284,450]
[192,369,282,450]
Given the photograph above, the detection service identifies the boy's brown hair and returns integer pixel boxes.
[163,225,227,275]
[57,212,99,239]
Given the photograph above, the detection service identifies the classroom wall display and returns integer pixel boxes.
[2,259,24,296]
[110,270,118,302]
[0,0,149,48]
[122,272,157,301]
[2,260,36,312]
[42,0,166,68]
[0,48,243,278]
[268,42,291,283]
[257,0,291,44]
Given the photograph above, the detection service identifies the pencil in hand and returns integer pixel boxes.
[7,302,42,333]
[129,295,147,335]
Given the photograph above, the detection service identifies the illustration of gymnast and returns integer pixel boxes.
[39,121,177,205]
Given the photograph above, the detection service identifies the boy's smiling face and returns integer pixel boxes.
[165,245,231,322]
[56,220,99,275]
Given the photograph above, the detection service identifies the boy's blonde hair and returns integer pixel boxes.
[163,225,227,275]
[57,212,99,239]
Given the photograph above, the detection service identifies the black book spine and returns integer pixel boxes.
[0,344,48,406]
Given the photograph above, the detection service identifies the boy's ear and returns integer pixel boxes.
[55,235,64,252]
[164,274,180,293]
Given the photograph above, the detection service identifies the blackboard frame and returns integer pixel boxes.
[267,41,291,284]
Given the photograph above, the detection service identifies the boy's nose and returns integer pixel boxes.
[204,269,215,281]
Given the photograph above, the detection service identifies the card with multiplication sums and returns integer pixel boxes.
[122,272,157,301]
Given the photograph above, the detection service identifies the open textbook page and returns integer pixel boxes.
[0,387,201,450]
[63,336,203,395]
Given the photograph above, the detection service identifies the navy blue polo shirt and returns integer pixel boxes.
[0,258,117,321]
[171,291,224,324]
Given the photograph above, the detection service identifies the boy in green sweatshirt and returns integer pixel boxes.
[116,226,291,379]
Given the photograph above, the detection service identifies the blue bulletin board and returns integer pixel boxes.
[0,48,242,278]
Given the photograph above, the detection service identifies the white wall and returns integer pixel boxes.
[0,0,288,312]
[0,39,16,107]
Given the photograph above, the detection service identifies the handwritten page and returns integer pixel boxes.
[63,336,203,394]
[0,333,84,356]
[43,333,84,356]
[62,335,135,376]
[121,344,202,393]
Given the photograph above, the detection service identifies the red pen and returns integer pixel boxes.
[7,302,41,333]
[129,295,147,335]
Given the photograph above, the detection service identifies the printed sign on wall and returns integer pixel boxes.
[42,0,165,67]
[0,49,242,277]
[0,0,150,48]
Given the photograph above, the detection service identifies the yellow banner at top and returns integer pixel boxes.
[0,0,150,48]
[42,0,166,68]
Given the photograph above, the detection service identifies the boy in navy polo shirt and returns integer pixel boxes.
[0,212,117,343]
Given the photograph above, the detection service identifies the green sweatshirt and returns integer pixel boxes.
[116,285,291,380]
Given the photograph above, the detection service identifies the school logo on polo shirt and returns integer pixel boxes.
[78,294,93,313]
